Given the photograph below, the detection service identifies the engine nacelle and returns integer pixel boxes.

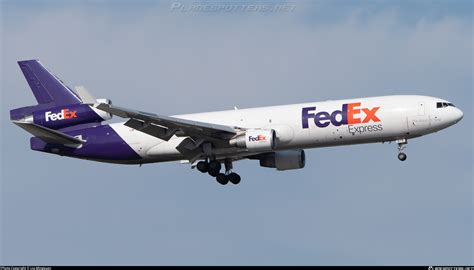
[96,98,112,105]
[230,129,276,152]
[259,149,306,171]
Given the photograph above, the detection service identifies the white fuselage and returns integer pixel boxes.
[109,95,463,163]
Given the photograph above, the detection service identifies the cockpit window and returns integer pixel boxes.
[436,102,456,108]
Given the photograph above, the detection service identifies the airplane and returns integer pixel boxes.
[11,60,464,185]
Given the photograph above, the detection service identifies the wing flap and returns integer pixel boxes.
[13,121,84,145]
[124,118,177,141]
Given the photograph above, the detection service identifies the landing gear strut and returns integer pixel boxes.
[397,139,407,161]
[195,158,241,185]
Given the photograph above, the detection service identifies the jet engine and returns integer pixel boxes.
[259,149,306,171]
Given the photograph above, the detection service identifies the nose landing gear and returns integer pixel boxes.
[195,159,242,185]
[397,139,407,161]
[398,152,407,161]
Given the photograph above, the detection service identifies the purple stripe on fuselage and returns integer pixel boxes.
[30,124,141,162]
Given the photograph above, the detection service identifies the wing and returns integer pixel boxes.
[96,103,239,141]
[13,121,84,146]
[96,103,242,162]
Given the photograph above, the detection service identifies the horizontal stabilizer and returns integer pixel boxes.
[13,121,84,145]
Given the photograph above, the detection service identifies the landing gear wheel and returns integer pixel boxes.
[208,169,220,177]
[208,160,222,172]
[196,161,208,173]
[228,172,241,185]
[396,139,408,162]
[216,173,229,185]
[398,152,407,161]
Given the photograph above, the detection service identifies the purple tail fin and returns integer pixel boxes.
[11,60,82,120]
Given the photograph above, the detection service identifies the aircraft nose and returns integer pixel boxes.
[453,107,463,123]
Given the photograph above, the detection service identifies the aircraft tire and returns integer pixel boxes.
[208,160,222,172]
[208,169,220,177]
[196,161,208,173]
[228,173,241,185]
[216,173,228,185]
[398,152,407,161]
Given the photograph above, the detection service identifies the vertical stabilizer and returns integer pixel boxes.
[11,60,82,120]
[17,60,81,105]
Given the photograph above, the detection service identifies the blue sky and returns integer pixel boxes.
[1,0,472,265]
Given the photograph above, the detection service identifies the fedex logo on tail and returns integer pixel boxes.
[45,109,78,122]
[302,102,381,128]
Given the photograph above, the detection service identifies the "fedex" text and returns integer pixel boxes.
[45,109,78,122]
[302,102,381,128]
[248,135,267,142]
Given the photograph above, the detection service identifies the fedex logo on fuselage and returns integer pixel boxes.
[302,102,381,128]
[45,109,78,122]
[249,135,266,142]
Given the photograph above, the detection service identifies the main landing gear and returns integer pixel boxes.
[196,159,241,185]
[397,139,407,161]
